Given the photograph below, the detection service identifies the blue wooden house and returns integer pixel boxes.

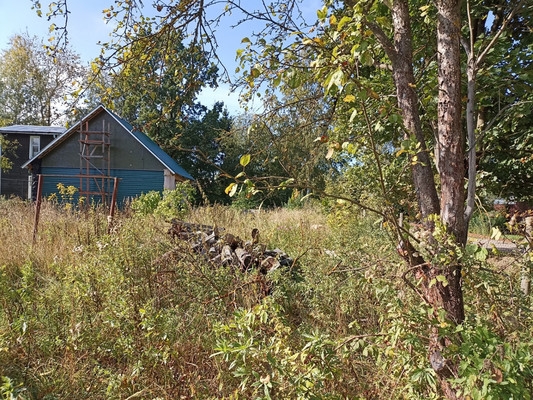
[23,105,193,204]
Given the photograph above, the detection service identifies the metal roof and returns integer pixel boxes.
[21,105,194,181]
[0,125,66,135]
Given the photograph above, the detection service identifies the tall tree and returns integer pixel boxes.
[94,27,232,203]
[231,1,530,395]
[0,33,85,126]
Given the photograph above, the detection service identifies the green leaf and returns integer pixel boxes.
[317,6,328,20]
[360,51,374,66]
[337,16,352,31]
[287,70,301,89]
[325,69,345,93]
[436,275,448,287]
[240,154,251,167]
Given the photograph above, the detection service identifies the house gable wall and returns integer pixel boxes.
[41,113,164,171]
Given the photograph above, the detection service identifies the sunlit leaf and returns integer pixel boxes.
[225,183,238,197]
[240,154,251,167]
[343,94,356,103]
[490,227,502,241]
[338,16,352,30]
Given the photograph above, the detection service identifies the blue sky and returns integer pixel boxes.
[0,0,113,62]
[0,1,321,114]
[0,0,248,112]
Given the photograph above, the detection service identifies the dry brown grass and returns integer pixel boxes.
[0,198,110,272]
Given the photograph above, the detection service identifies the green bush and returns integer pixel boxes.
[453,323,533,400]
[212,297,341,399]
[0,376,28,400]
[469,209,508,236]
[130,189,161,215]
[131,182,195,219]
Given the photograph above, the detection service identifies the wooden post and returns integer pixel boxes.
[108,177,119,234]
[32,174,43,244]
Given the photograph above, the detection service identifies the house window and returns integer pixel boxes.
[29,136,41,158]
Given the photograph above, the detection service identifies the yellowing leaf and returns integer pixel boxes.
[240,154,251,167]
[368,90,380,99]
[343,94,356,103]
[326,147,334,159]
[436,275,448,287]
[250,68,261,78]
[313,37,324,46]
[225,183,238,197]
[491,227,502,241]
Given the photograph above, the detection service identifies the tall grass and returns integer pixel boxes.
[0,197,531,399]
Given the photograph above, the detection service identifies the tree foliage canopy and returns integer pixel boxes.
[0,33,85,126]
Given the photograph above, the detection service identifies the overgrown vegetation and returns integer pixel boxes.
[0,197,531,399]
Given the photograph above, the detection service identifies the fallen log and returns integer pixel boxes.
[165,220,295,275]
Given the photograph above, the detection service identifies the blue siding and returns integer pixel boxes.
[40,168,79,201]
[40,167,164,207]
[113,169,164,203]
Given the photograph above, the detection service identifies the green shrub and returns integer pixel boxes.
[469,209,508,236]
[453,323,533,400]
[130,190,161,215]
[131,182,195,219]
[230,190,261,211]
[0,376,28,400]
[212,297,341,399]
